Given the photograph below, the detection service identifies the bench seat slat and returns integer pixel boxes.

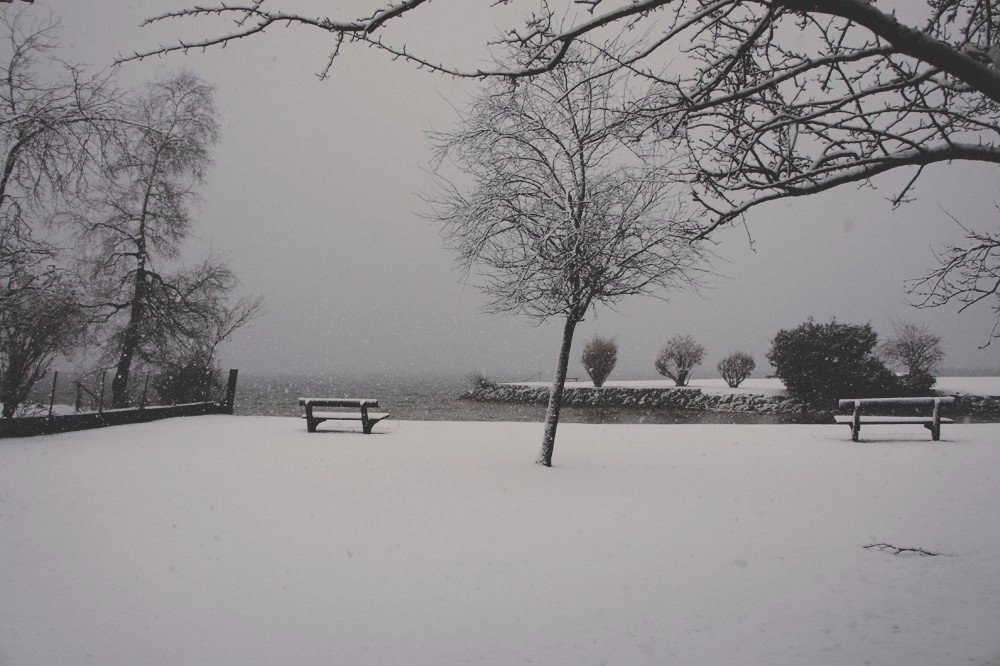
[299,398,379,408]
[834,415,955,424]
[301,412,389,421]
[838,396,954,407]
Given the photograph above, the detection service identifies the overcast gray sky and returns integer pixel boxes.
[40,1,1000,379]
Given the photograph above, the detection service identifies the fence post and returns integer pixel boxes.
[139,373,150,409]
[222,369,238,415]
[74,381,83,412]
[98,371,106,414]
[48,371,59,418]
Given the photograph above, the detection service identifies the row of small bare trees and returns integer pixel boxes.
[0,12,259,418]
[582,334,755,389]
[583,320,943,394]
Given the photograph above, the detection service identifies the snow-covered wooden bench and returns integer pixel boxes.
[298,398,389,434]
[835,397,955,442]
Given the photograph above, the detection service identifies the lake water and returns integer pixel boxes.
[235,372,822,424]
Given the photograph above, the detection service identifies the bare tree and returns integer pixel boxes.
[655,334,706,387]
[124,2,1000,334]
[465,370,496,391]
[0,10,120,310]
[879,320,945,376]
[717,351,755,388]
[909,220,1000,346]
[73,71,220,408]
[148,274,262,404]
[427,50,706,466]
[0,276,85,418]
[123,2,1000,197]
[141,260,262,375]
[581,335,618,388]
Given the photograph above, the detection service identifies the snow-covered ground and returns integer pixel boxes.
[2,416,999,665]
[0,402,78,417]
[935,376,1000,396]
[514,376,1000,397]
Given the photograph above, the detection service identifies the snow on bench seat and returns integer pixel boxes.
[834,416,955,424]
[302,412,390,421]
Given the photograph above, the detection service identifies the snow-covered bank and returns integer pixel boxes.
[935,376,1000,396]
[2,416,999,665]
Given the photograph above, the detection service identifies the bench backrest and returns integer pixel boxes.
[298,398,379,408]
[837,396,955,408]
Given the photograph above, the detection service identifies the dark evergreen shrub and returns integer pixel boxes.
[766,319,902,409]
[153,363,221,404]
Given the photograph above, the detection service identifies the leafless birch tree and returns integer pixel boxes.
[427,51,706,467]
[72,71,224,408]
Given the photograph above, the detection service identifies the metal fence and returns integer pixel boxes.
[2,369,239,438]
[20,369,232,417]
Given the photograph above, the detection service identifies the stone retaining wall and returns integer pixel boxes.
[462,384,1000,417]
[461,384,806,414]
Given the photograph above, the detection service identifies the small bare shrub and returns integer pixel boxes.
[655,334,706,387]
[717,351,756,388]
[466,370,495,391]
[879,320,944,377]
[1,282,86,418]
[581,335,618,388]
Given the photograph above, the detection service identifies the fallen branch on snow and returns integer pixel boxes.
[863,542,941,556]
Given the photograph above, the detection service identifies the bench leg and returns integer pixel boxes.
[361,406,373,434]
[852,424,860,442]
[305,403,318,433]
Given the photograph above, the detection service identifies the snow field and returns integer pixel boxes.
[1,416,999,665]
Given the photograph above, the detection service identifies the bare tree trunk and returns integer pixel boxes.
[536,316,578,467]
[111,330,136,409]
[1,363,13,418]
[111,264,146,408]
[1,380,14,417]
